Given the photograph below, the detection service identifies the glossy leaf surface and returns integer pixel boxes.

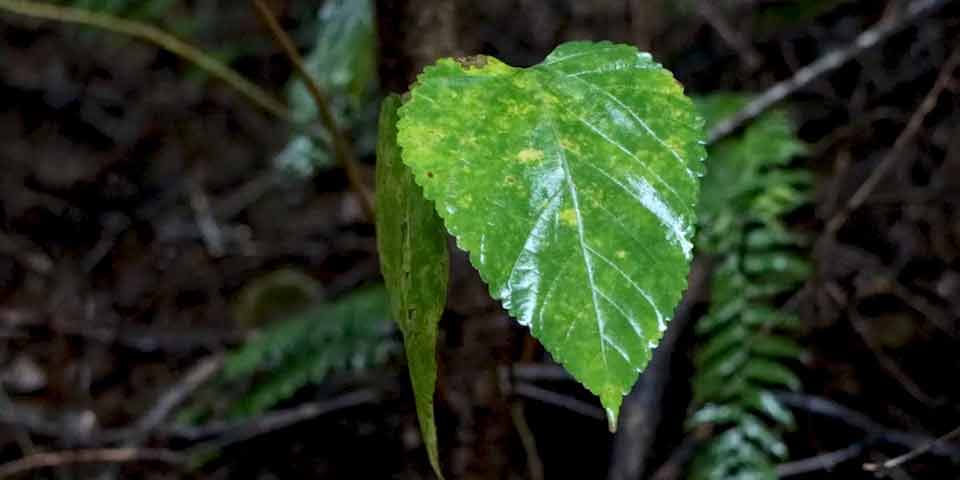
[397,41,705,426]
[376,95,449,477]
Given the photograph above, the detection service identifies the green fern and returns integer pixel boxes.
[181,286,395,423]
[688,94,811,480]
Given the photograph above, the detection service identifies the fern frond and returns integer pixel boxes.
[688,94,811,479]
[180,286,395,423]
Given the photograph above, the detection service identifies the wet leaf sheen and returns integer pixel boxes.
[397,41,705,428]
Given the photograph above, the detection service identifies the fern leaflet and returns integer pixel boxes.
[688,94,811,480]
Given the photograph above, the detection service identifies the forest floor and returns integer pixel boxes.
[1,0,960,479]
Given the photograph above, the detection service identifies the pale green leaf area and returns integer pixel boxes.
[277,0,378,176]
[376,95,449,478]
[289,0,376,122]
[397,41,706,427]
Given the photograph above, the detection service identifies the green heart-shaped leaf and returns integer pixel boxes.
[376,95,449,477]
[396,41,705,427]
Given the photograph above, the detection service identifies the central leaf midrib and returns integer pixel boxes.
[525,90,675,359]
[548,120,612,377]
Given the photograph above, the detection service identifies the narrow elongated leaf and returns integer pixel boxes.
[397,41,705,427]
[376,95,449,478]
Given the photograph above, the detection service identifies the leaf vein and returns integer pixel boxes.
[579,159,692,258]
[558,70,693,179]
[500,182,565,321]
[593,287,645,340]
[549,121,610,373]
[571,114,684,204]
[585,245,666,332]
[539,45,621,67]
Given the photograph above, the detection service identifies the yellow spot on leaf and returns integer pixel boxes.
[512,75,536,89]
[517,148,544,163]
[560,138,581,155]
[666,138,685,155]
[507,103,532,117]
[560,208,578,227]
[616,250,627,259]
[406,125,444,145]
[541,94,560,106]
[588,189,606,207]
[460,134,479,147]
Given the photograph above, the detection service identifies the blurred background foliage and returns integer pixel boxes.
[0,0,959,479]
[276,0,379,177]
[689,95,811,480]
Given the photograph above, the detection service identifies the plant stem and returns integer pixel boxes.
[251,0,376,222]
[864,424,960,473]
[0,0,291,120]
[0,448,185,478]
[707,0,950,144]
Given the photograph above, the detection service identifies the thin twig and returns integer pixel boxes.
[91,355,223,478]
[864,424,960,473]
[188,181,226,258]
[775,392,960,457]
[0,448,184,478]
[695,1,761,69]
[649,428,710,480]
[182,389,378,447]
[213,170,288,220]
[512,382,605,422]
[251,0,375,222]
[707,0,950,143]
[0,0,290,120]
[824,46,960,235]
[848,310,944,406]
[1,388,376,446]
[608,257,712,480]
[0,402,65,440]
[128,355,224,441]
[510,403,545,480]
[776,443,867,477]
[507,363,572,382]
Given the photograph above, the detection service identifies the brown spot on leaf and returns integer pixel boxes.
[455,55,489,69]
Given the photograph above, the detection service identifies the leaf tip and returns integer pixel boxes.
[606,406,618,433]
[428,454,446,480]
[601,391,622,433]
